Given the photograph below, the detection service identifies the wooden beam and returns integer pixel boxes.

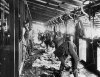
[0,2,9,10]
[30,8,54,18]
[0,7,9,14]
[42,0,60,5]
[59,0,82,6]
[28,3,61,15]
[29,6,60,17]
[31,11,52,19]
[26,0,65,12]
[31,12,52,22]
[1,0,9,8]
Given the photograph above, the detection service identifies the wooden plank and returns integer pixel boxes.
[28,4,61,15]
[27,0,65,11]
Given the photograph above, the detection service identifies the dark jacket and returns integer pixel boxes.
[54,41,79,70]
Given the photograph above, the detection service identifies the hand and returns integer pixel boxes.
[73,69,78,74]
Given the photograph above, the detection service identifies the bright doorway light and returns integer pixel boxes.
[97,47,100,71]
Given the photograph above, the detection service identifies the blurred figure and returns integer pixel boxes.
[53,34,79,77]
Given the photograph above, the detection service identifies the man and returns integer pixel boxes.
[53,34,79,77]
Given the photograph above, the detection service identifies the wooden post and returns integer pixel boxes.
[19,0,25,72]
[9,0,19,77]
[15,0,20,77]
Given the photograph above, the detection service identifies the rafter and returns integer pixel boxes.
[28,5,60,17]
[31,12,52,22]
[26,0,65,12]
[30,8,54,18]
[28,2,62,14]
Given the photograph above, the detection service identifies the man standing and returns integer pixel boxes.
[53,34,79,77]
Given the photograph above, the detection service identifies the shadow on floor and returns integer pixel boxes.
[80,60,100,77]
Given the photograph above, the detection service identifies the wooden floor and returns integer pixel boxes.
[0,45,100,77]
[20,48,100,77]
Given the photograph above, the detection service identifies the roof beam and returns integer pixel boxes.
[31,16,51,22]
[0,7,9,14]
[28,5,60,16]
[31,11,52,19]
[28,2,62,14]
[30,8,55,18]
[26,0,65,12]
[42,0,60,5]
[1,0,9,8]
[59,0,82,6]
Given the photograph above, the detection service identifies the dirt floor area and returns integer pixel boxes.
[19,45,98,77]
